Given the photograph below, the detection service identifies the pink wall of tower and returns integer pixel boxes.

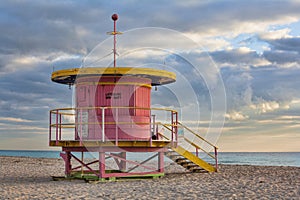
[75,75,152,141]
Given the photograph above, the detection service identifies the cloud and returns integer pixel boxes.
[263,50,300,65]
[221,67,252,110]
[180,1,300,37]
[250,100,280,114]
[265,37,300,54]
[259,28,292,40]
[219,131,300,152]
[211,48,272,68]
[1,0,300,57]
[225,111,249,121]
[0,1,107,56]
[278,115,300,120]
[0,117,33,123]
[0,125,47,131]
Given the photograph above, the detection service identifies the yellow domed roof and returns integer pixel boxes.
[51,67,176,86]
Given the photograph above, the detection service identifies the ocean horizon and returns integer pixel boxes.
[0,150,299,167]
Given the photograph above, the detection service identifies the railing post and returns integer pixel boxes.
[175,111,178,147]
[156,124,158,140]
[115,107,118,146]
[149,110,152,141]
[80,108,82,146]
[74,108,77,140]
[81,152,84,177]
[149,113,152,147]
[102,107,105,142]
[214,146,218,172]
[49,111,52,145]
[55,110,59,145]
[152,115,156,138]
[59,113,62,141]
[171,111,174,146]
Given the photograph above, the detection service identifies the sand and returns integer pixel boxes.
[0,156,299,199]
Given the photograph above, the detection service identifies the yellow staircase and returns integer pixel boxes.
[159,122,218,173]
[166,146,216,172]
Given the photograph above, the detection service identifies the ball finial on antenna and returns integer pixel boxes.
[112,14,118,21]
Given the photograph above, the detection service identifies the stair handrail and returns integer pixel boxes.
[159,122,217,149]
[156,121,219,171]
[157,132,170,140]
[184,138,215,160]
[177,122,217,149]
[178,121,218,171]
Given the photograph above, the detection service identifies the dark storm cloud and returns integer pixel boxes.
[263,50,300,64]
[159,1,300,32]
[1,0,300,57]
[221,65,300,112]
[0,1,107,55]
[250,66,300,102]
[0,57,77,123]
[221,67,252,110]
[208,31,300,111]
[211,49,262,65]
[264,37,300,54]
[210,34,300,66]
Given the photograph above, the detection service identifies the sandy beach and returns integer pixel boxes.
[0,156,299,199]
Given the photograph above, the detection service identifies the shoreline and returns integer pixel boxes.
[0,150,300,167]
[1,154,300,167]
[1,156,299,199]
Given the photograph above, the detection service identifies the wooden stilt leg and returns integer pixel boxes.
[60,151,72,176]
[158,151,164,173]
[120,152,126,171]
[99,152,105,178]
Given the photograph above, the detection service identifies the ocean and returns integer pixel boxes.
[0,150,299,167]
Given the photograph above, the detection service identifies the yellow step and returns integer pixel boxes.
[172,145,216,172]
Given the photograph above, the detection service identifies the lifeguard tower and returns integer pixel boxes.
[49,14,218,181]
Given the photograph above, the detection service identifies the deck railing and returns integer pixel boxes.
[49,106,178,146]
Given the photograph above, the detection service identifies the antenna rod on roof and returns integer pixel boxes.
[107,13,122,68]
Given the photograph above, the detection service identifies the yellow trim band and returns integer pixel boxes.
[76,81,152,88]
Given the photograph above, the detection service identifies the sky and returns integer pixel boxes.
[0,0,300,152]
